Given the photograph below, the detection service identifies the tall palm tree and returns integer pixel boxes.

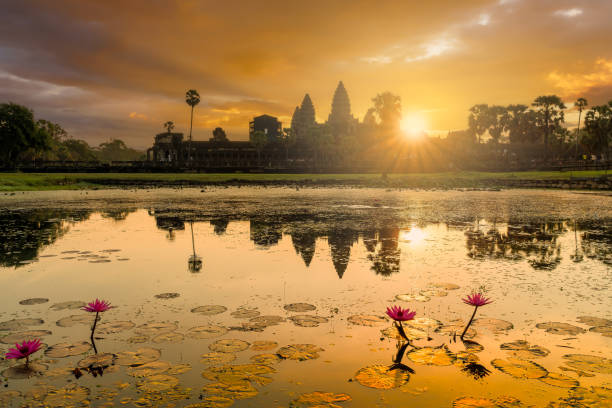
[163,121,175,133]
[532,95,566,158]
[574,98,588,158]
[185,89,201,164]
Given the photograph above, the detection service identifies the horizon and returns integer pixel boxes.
[1,0,611,149]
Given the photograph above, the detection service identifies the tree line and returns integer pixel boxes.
[0,102,144,167]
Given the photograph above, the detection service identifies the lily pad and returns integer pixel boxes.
[250,340,278,351]
[209,339,250,353]
[45,341,91,358]
[437,324,477,339]
[589,326,612,337]
[354,365,410,389]
[202,364,275,386]
[347,314,386,327]
[50,301,86,311]
[0,318,44,331]
[576,316,612,327]
[538,372,580,388]
[96,320,135,334]
[406,345,456,366]
[19,298,49,305]
[249,315,285,326]
[289,314,329,327]
[406,317,443,331]
[154,293,180,299]
[420,289,448,297]
[0,330,52,344]
[230,307,260,319]
[191,305,228,315]
[136,322,178,335]
[277,344,324,361]
[547,386,612,408]
[250,353,282,365]
[500,340,550,359]
[290,391,352,407]
[1,362,47,379]
[472,318,513,332]
[56,314,92,327]
[200,352,237,366]
[0,391,21,405]
[43,384,90,407]
[168,363,192,375]
[137,374,179,392]
[491,358,548,379]
[203,381,258,400]
[126,361,171,377]
[77,353,115,369]
[430,282,460,290]
[284,303,316,312]
[115,347,161,366]
[536,322,586,335]
[452,396,526,408]
[562,354,612,374]
[380,325,426,341]
[152,332,185,343]
[395,293,431,302]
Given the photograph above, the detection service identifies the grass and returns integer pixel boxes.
[0,170,608,192]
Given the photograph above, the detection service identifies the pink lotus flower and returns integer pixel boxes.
[462,293,493,307]
[82,299,112,313]
[386,306,416,322]
[5,339,42,365]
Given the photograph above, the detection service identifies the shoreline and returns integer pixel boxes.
[0,171,610,192]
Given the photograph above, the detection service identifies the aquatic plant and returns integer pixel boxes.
[386,305,416,342]
[5,339,42,367]
[460,293,492,340]
[82,299,112,348]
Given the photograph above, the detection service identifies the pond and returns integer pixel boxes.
[0,188,610,407]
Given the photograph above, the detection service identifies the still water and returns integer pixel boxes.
[0,188,610,407]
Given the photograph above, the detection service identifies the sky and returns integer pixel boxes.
[1,0,611,149]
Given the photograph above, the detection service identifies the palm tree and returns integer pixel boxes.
[163,121,175,134]
[185,89,201,164]
[574,98,588,158]
[532,95,566,158]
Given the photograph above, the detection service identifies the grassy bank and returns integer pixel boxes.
[0,170,609,191]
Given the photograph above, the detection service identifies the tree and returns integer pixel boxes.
[468,104,490,144]
[0,103,50,166]
[185,89,200,163]
[163,121,175,133]
[584,101,612,157]
[486,105,506,144]
[250,130,267,165]
[574,98,588,157]
[211,127,228,142]
[532,95,566,156]
[96,139,144,161]
[371,92,401,132]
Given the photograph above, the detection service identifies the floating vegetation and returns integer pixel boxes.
[115,347,161,366]
[209,339,250,353]
[49,301,86,310]
[538,372,580,388]
[438,324,477,339]
[44,341,91,358]
[354,365,410,389]
[96,320,136,334]
[126,361,171,377]
[191,305,228,315]
[420,289,448,297]
[395,293,431,302]
[136,374,179,392]
[249,315,286,326]
[406,317,442,331]
[536,322,586,335]
[202,364,275,386]
[77,352,115,369]
[500,340,550,359]
[0,318,44,331]
[152,332,185,343]
[472,318,513,333]
[491,358,548,379]
[168,363,192,375]
[284,303,317,312]
[55,314,92,327]
[347,314,386,327]
[546,386,612,408]
[186,396,234,408]
[0,330,52,344]
[277,344,324,361]
[126,335,149,343]
[200,352,237,366]
[589,326,612,337]
[19,298,49,305]
[452,396,526,408]
[290,391,352,407]
[430,282,460,290]
[381,325,426,341]
[576,316,612,327]
[289,314,329,327]
[230,307,260,319]
[202,381,259,400]
[43,384,90,407]
[0,390,21,405]
[406,345,456,366]
[250,353,282,365]
[136,322,178,335]
[250,340,278,351]
[562,354,612,374]
[1,362,47,379]
[154,292,180,299]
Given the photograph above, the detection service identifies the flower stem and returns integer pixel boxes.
[460,306,478,340]
[395,321,411,343]
[25,355,29,368]
[91,312,99,342]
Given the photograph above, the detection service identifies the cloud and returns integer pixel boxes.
[548,59,612,103]
[554,8,583,18]
[404,38,458,62]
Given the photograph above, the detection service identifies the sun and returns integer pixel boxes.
[400,113,427,139]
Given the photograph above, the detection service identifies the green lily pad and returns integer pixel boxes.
[249,315,285,326]
[230,307,260,319]
[406,345,456,366]
[152,332,185,343]
[0,330,52,344]
[0,318,44,331]
[562,354,612,374]
[547,386,612,408]
[380,325,427,341]
[209,339,250,353]
[43,384,90,407]
[395,293,430,302]
[277,344,324,361]
[500,340,550,359]
[289,315,329,327]
[45,341,91,358]
[127,361,171,377]
[1,362,47,379]
[191,305,228,315]
[354,365,410,389]
[576,316,612,327]
[202,364,275,386]
[202,381,258,400]
[49,301,86,311]
[452,396,526,408]
[115,347,161,366]
[97,321,135,334]
[77,353,115,369]
[347,314,386,327]
[406,317,442,331]
[154,293,180,299]
[136,322,178,335]
[250,353,282,365]
[538,372,580,388]
[536,322,586,335]
[200,352,237,366]
[290,391,352,407]
[19,298,49,305]
[250,340,278,351]
[56,315,92,327]
[472,318,513,332]
[284,303,316,312]
[491,358,548,379]
[137,374,179,392]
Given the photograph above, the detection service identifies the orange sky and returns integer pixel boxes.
[1,0,611,148]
